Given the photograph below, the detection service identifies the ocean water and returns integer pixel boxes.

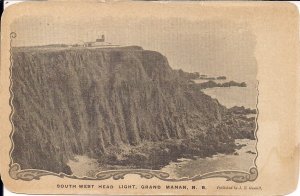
[68,79,258,178]
[161,139,257,179]
[160,80,258,178]
[67,155,100,177]
[198,79,258,109]
[69,139,257,179]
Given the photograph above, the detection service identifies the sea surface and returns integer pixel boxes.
[68,139,257,178]
[68,79,258,178]
[196,79,258,109]
[67,155,100,177]
[161,139,257,179]
[159,80,258,178]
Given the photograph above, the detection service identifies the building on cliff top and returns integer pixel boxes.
[80,35,119,48]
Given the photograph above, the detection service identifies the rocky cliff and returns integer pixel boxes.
[11,46,255,174]
[196,80,247,89]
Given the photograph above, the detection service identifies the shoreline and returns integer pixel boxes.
[68,138,256,177]
[161,139,257,179]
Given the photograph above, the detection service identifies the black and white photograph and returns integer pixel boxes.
[2,2,300,196]
[9,12,258,180]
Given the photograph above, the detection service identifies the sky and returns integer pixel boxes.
[11,12,257,83]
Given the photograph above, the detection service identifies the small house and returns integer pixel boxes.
[83,35,119,48]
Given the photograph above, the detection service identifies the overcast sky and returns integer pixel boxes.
[11,10,257,83]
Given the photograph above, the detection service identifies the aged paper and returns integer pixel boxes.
[0,1,299,195]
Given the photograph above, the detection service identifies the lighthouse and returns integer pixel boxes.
[82,34,119,48]
[96,35,105,42]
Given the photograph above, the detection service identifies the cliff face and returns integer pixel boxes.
[11,46,252,173]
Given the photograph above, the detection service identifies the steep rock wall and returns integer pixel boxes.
[11,46,237,173]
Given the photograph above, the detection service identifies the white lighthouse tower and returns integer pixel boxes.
[83,31,119,48]
[96,34,105,42]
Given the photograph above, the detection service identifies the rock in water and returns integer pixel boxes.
[11,46,255,173]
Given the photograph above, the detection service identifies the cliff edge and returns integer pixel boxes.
[11,46,255,173]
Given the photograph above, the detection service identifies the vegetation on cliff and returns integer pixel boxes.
[11,46,256,174]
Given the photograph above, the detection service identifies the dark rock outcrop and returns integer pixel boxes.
[196,80,247,89]
[216,76,227,80]
[175,69,200,80]
[11,46,255,173]
[228,106,257,115]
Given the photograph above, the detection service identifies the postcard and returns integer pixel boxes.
[0,1,299,195]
